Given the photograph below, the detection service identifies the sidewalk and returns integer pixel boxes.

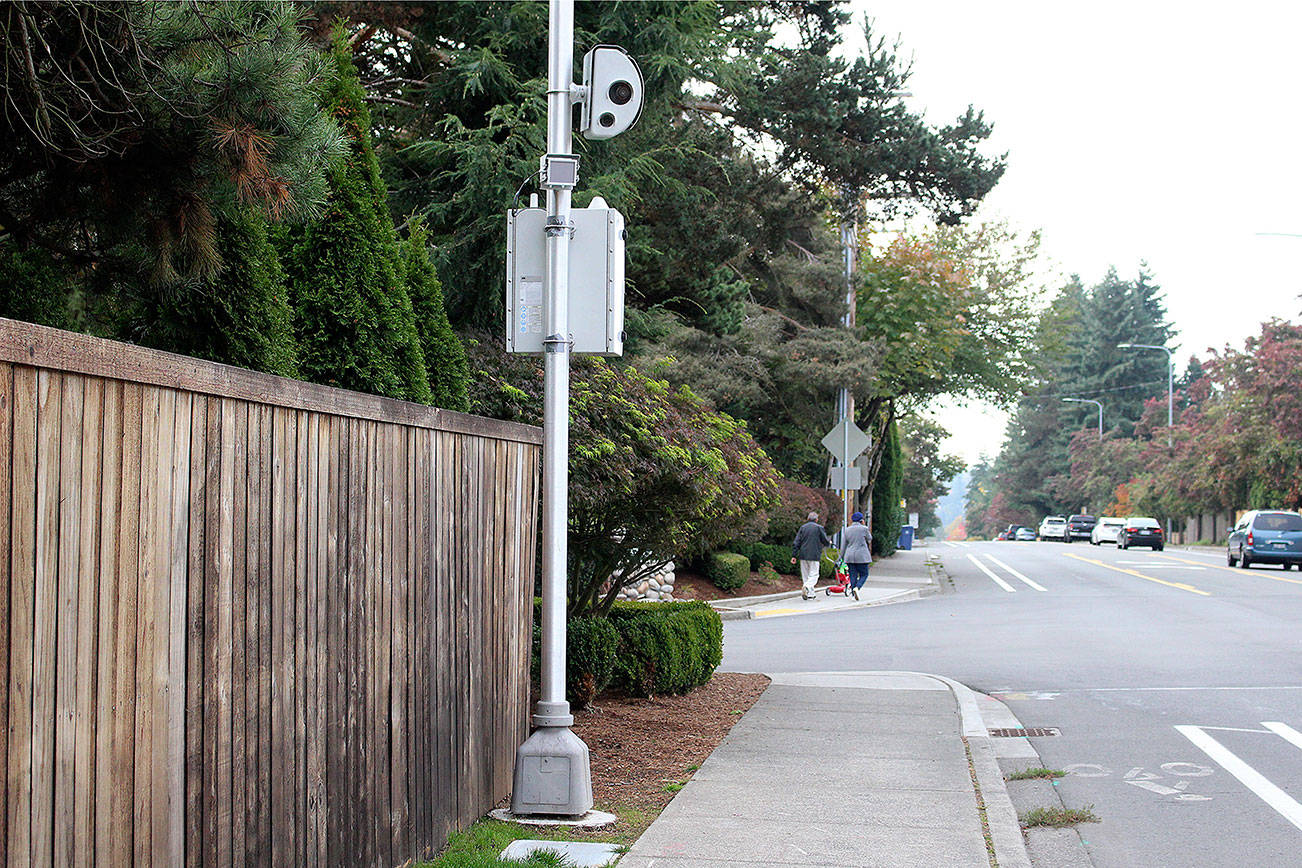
[712,546,941,620]
[618,671,1032,868]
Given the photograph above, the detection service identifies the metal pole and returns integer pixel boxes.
[840,219,857,532]
[1166,349,1173,449]
[537,0,573,732]
[511,0,592,819]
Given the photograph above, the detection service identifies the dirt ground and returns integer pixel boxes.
[567,671,771,840]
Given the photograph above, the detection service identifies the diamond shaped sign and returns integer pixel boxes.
[821,418,870,465]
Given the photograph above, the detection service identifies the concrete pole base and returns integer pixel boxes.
[510,725,594,816]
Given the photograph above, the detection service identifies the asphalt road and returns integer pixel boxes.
[721,539,1302,868]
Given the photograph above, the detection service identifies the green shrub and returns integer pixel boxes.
[732,542,798,574]
[608,601,723,697]
[820,549,838,580]
[706,551,750,591]
[530,601,619,709]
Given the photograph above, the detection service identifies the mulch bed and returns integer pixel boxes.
[566,672,770,839]
[672,568,804,602]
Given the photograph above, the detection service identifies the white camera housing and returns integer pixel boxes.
[579,45,644,140]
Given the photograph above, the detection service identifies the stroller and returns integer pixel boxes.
[824,554,859,600]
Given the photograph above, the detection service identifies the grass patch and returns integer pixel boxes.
[421,805,654,867]
[1020,805,1099,828]
[1007,767,1067,781]
[661,782,684,794]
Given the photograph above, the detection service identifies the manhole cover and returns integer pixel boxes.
[989,727,1060,738]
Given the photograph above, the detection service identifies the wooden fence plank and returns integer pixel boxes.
[292,410,307,868]
[183,395,207,868]
[166,390,193,868]
[242,402,264,868]
[148,387,177,868]
[0,364,10,868]
[52,374,83,868]
[72,377,103,868]
[256,403,274,865]
[6,365,35,868]
[111,382,142,866]
[231,401,248,868]
[132,385,159,868]
[270,406,289,868]
[201,396,221,868]
[92,379,120,863]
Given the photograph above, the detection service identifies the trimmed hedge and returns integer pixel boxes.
[732,542,798,575]
[706,551,750,591]
[531,600,723,706]
[608,601,723,697]
[531,602,619,710]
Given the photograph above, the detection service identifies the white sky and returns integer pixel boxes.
[845,1,1302,464]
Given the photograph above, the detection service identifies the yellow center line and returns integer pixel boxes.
[753,607,805,618]
[1151,551,1302,586]
[1063,551,1211,596]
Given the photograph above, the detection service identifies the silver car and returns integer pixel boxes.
[1037,515,1067,541]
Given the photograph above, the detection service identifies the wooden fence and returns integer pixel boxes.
[0,319,542,867]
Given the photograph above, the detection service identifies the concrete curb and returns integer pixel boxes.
[921,673,1033,868]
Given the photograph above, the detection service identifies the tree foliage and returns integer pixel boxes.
[464,336,779,616]
[1,0,346,284]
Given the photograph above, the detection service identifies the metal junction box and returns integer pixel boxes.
[505,202,625,355]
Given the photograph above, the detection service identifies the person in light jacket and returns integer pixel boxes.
[839,511,873,601]
[790,512,832,600]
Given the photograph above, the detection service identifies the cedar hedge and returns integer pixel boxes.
[706,551,750,591]
[533,600,723,706]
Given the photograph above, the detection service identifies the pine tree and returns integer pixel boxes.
[401,220,470,411]
[277,32,432,403]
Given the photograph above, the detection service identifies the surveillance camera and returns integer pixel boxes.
[579,45,644,141]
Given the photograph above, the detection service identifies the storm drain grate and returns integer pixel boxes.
[989,727,1060,738]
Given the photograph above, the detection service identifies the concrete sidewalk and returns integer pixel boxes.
[712,547,941,620]
[618,671,1032,868]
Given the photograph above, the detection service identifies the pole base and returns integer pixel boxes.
[511,726,594,816]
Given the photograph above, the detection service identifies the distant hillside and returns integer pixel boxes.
[936,470,969,531]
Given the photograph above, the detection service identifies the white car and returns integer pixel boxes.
[1037,516,1067,541]
[1091,517,1125,545]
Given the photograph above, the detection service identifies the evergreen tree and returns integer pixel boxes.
[402,219,470,411]
[0,241,75,330]
[872,420,905,555]
[277,33,432,403]
[125,211,298,377]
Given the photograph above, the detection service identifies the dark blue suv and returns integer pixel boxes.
[1227,511,1302,570]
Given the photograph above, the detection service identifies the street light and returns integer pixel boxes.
[1117,342,1173,448]
[1062,398,1103,440]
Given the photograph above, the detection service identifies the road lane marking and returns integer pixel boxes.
[1152,552,1302,585]
[967,554,1015,592]
[983,554,1047,591]
[1262,721,1302,752]
[1118,561,1205,569]
[1176,725,1302,831]
[1063,552,1211,596]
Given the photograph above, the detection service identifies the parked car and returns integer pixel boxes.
[1118,517,1163,550]
[1066,514,1097,543]
[1091,517,1126,545]
[1037,515,1067,541]
[1014,526,1037,541]
[1003,524,1020,540]
[995,530,1010,540]
[1227,510,1302,570]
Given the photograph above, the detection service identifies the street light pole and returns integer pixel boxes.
[1062,397,1103,440]
[1117,343,1174,448]
[839,218,857,532]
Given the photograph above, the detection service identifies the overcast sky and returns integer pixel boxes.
[845,1,1302,464]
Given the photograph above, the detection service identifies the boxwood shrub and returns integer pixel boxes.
[706,551,750,591]
[608,601,724,697]
[731,542,798,574]
[531,601,619,709]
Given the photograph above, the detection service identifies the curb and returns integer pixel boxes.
[921,673,1033,868]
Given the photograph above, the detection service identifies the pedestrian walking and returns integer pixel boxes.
[839,511,873,601]
[791,512,831,600]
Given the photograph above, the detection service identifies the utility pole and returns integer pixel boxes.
[838,218,861,534]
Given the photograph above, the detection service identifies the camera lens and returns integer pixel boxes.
[599,112,616,128]
[608,81,634,105]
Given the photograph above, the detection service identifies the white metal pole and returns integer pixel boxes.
[537,0,573,730]
[840,219,857,532]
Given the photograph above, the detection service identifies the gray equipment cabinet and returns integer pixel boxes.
[505,199,625,355]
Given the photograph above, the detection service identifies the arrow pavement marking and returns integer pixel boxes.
[967,553,1015,592]
[1152,552,1302,586]
[983,554,1047,591]
[1063,552,1210,596]
[1176,725,1302,831]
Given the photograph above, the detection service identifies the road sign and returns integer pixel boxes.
[827,466,863,490]
[821,418,870,465]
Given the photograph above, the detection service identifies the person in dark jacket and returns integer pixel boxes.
[791,512,832,600]
[839,511,873,600]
